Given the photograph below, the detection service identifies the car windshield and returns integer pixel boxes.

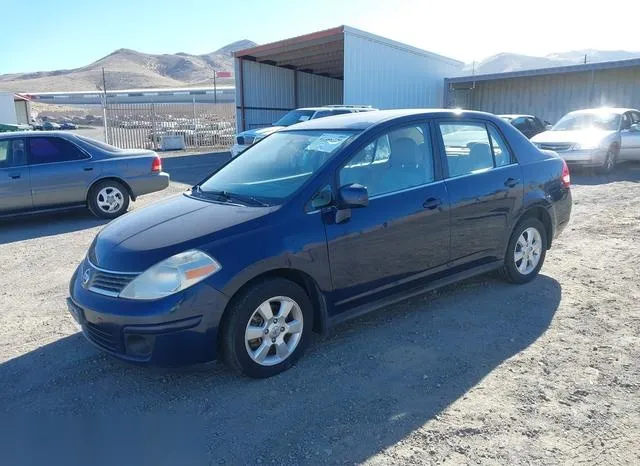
[198,130,359,204]
[552,112,620,131]
[274,110,316,126]
[76,135,123,152]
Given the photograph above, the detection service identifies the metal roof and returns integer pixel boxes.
[234,25,462,80]
[446,57,640,84]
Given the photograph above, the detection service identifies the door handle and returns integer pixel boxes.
[10,174,21,179]
[423,197,441,210]
[504,177,520,188]
[83,167,94,171]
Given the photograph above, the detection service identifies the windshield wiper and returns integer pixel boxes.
[195,188,270,207]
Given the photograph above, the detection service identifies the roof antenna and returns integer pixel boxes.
[584,54,587,64]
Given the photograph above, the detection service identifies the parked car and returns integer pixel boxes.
[230,105,377,157]
[68,109,572,378]
[42,121,61,130]
[531,107,640,173]
[0,131,169,219]
[60,121,77,130]
[499,114,551,139]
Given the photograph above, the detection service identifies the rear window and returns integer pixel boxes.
[76,135,122,153]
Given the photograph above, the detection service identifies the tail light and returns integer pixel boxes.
[561,159,570,188]
[151,155,162,173]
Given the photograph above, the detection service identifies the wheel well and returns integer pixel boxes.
[219,269,326,342]
[87,177,135,203]
[520,206,553,249]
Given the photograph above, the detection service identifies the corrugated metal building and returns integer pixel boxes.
[234,26,462,131]
[445,58,640,123]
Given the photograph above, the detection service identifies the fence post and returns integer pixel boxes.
[151,103,157,150]
[192,98,199,149]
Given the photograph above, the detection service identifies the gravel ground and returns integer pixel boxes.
[0,156,639,465]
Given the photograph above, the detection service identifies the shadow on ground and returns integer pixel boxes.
[0,274,561,465]
[0,210,108,245]
[570,162,640,185]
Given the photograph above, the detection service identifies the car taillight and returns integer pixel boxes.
[561,159,570,188]
[151,156,162,173]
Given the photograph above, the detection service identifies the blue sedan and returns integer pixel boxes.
[68,109,572,378]
[0,131,169,219]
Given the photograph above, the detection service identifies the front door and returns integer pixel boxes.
[0,138,32,213]
[436,120,523,266]
[26,136,95,208]
[324,122,450,311]
[620,111,640,161]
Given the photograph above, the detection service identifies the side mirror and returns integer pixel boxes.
[630,123,640,132]
[339,183,369,208]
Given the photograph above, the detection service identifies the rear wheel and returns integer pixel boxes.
[221,278,313,378]
[88,179,130,219]
[498,218,547,284]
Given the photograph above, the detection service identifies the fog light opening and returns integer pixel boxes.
[125,334,152,357]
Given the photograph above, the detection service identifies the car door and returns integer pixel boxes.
[0,138,32,213]
[436,119,524,267]
[27,136,95,208]
[323,122,451,311]
[619,111,640,161]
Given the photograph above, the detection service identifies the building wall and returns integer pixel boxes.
[343,28,462,109]
[447,66,640,123]
[235,59,342,131]
[14,100,29,124]
[0,92,18,124]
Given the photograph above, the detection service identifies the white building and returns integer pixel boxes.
[233,26,462,131]
[0,92,31,126]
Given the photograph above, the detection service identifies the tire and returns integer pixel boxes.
[221,278,313,378]
[599,146,617,174]
[498,218,547,284]
[88,179,130,219]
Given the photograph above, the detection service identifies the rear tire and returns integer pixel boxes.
[88,179,130,219]
[221,278,313,378]
[498,218,547,284]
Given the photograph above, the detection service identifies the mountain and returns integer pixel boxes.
[460,49,640,76]
[0,40,257,93]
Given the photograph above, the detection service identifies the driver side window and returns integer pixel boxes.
[339,125,434,197]
[621,113,632,130]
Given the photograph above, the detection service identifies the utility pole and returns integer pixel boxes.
[584,54,587,64]
[213,70,218,104]
[101,67,109,144]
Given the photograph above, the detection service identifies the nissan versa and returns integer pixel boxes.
[68,109,572,378]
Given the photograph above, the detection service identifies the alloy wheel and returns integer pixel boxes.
[96,187,125,213]
[514,227,542,275]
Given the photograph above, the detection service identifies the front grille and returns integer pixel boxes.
[85,262,138,297]
[85,322,122,352]
[537,143,573,152]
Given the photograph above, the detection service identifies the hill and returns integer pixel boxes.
[0,40,257,93]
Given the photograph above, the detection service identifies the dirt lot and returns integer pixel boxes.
[0,156,639,465]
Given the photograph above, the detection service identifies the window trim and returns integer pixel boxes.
[26,136,92,166]
[334,120,441,201]
[434,118,518,180]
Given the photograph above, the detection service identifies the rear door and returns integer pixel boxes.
[27,136,95,208]
[324,122,450,310]
[436,119,523,266]
[620,111,640,161]
[0,138,32,213]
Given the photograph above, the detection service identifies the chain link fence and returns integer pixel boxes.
[105,102,235,150]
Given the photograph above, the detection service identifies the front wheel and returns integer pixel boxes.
[599,146,617,174]
[498,218,547,284]
[221,278,313,378]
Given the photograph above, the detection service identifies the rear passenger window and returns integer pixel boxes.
[28,137,88,165]
[340,125,434,197]
[0,141,8,168]
[487,125,513,167]
[439,123,494,177]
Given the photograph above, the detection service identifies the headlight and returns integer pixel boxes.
[119,250,221,300]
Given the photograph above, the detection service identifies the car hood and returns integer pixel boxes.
[239,126,285,138]
[89,194,277,272]
[531,129,616,145]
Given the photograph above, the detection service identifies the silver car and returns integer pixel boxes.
[0,131,169,219]
[531,107,640,173]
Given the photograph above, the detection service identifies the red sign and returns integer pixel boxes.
[215,71,232,78]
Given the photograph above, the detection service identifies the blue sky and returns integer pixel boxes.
[2,0,638,74]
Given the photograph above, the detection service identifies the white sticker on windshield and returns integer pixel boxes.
[306,133,350,153]
[298,116,311,121]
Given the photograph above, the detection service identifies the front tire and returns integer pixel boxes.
[88,179,130,219]
[599,146,617,174]
[221,278,313,378]
[499,218,547,284]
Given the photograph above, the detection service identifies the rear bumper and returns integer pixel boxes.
[68,264,229,366]
[127,172,170,198]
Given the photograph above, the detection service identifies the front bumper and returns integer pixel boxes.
[557,149,607,166]
[68,264,229,366]
[230,143,251,158]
